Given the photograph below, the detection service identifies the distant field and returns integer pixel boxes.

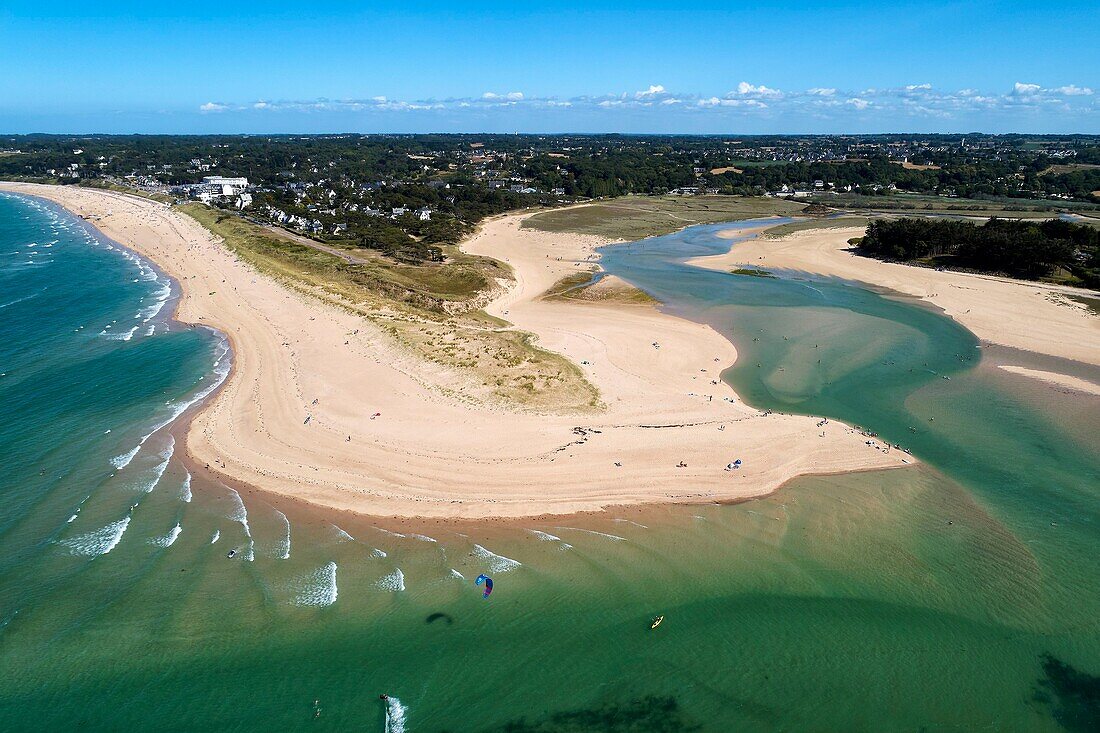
[1039,164,1100,176]
[761,217,872,239]
[894,161,941,171]
[523,196,803,240]
[816,192,1098,219]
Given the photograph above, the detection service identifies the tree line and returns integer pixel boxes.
[857,217,1100,286]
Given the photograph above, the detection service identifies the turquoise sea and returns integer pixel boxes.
[1,195,1098,731]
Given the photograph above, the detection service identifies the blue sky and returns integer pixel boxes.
[1,1,1097,133]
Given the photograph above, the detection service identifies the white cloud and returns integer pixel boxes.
[199,102,227,112]
[1013,82,1042,95]
[846,97,871,110]
[252,101,270,110]
[905,83,932,91]
[808,88,836,96]
[636,84,666,98]
[483,91,524,101]
[1054,85,1093,96]
[735,81,781,97]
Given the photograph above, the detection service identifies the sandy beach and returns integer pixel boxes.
[0,183,905,518]
[691,225,1100,369]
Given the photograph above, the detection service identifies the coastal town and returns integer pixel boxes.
[1,134,1097,262]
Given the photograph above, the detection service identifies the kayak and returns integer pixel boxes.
[650,615,664,629]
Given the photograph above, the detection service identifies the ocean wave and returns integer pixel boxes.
[226,488,254,561]
[528,529,572,550]
[211,529,221,544]
[180,471,192,502]
[150,523,182,548]
[374,527,406,539]
[472,544,522,573]
[274,510,291,560]
[370,547,387,558]
[555,526,626,542]
[102,325,139,342]
[330,524,355,542]
[613,519,649,529]
[384,696,407,733]
[449,568,465,580]
[293,562,338,607]
[408,533,437,543]
[61,515,131,556]
[111,445,141,469]
[0,290,41,310]
[375,568,406,592]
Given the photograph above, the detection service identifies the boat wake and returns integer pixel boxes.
[384,696,407,733]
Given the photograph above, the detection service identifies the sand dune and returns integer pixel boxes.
[1,183,906,518]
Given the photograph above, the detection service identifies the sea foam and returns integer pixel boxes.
[375,568,406,592]
[150,523,182,548]
[472,544,521,573]
[61,516,131,556]
[293,562,338,607]
[384,696,407,733]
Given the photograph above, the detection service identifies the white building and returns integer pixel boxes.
[201,176,249,196]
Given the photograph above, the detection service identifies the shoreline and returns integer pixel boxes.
[690,224,1100,370]
[0,183,908,519]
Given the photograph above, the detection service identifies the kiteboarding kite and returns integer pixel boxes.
[475,573,494,599]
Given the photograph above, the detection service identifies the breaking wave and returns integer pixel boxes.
[61,516,131,556]
[150,523,182,548]
[375,568,406,592]
[293,562,338,607]
[472,544,522,573]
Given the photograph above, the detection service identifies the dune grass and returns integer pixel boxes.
[178,203,600,412]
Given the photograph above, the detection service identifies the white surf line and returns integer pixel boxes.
[613,518,649,529]
[60,515,132,556]
[375,568,405,592]
[330,523,355,541]
[275,509,291,560]
[527,529,572,550]
[180,471,192,502]
[471,543,522,573]
[225,487,255,561]
[149,522,182,548]
[554,526,627,541]
[292,562,338,607]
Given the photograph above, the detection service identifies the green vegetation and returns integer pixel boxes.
[813,192,1087,218]
[542,272,657,305]
[731,268,776,278]
[859,217,1100,287]
[177,204,600,411]
[761,217,872,239]
[523,196,802,240]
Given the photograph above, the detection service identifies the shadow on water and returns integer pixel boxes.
[437,696,700,733]
[1035,654,1100,733]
